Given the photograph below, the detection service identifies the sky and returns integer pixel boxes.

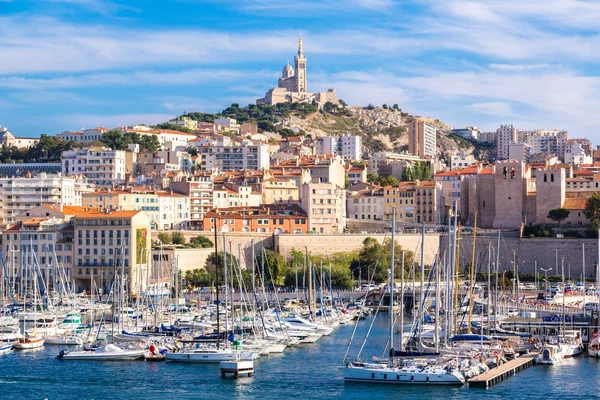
[2,0,600,140]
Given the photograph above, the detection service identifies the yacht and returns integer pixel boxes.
[166,347,258,363]
[536,344,563,365]
[284,316,334,336]
[342,360,465,384]
[58,344,145,361]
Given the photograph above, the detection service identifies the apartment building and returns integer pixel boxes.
[170,172,214,229]
[347,165,367,185]
[197,139,270,172]
[383,181,442,224]
[61,147,127,187]
[450,152,476,170]
[3,216,75,293]
[408,119,436,159]
[299,182,346,233]
[496,125,518,160]
[72,208,152,293]
[213,184,261,208]
[204,204,307,234]
[82,188,190,230]
[347,187,384,221]
[261,178,300,204]
[0,173,94,227]
[315,135,362,160]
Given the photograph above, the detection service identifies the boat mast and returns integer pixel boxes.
[419,222,425,340]
[487,242,491,333]
[399,250,405,352]
[453,223,460,335]
[389,208,395,365]
[222,232,228,347]
[467,211,478,333]
[214,224,220,348]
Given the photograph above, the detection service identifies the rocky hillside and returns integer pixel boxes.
[286,106,490,162]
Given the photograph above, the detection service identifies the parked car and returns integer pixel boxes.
[507,308,520,318]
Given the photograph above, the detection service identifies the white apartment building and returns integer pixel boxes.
[526,130,568,158]
[315,135,362,160]
[0,173,94,226]
[496,125,518,160]
[197,140,270,172]
[213,185,261,208]
[450,152,476,170]
[61,147,127,187]
[565,141,593,165]
[449,127,480,141]
[300,182,346,233]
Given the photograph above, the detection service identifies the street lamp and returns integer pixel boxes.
[540,268,552,290]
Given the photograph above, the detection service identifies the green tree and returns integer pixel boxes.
[386,176,400,187]
[367,172,378,183]
[171,231,186,245]
[157,232,172,245]
[382,104,388,109]
[155,123,191,133]
[184,268,212,289]
[350,237,414,283]
[547,208,570,228]
[189,236,214,248]
[584,193,600,229]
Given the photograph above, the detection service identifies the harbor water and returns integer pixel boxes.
[2,316,600,399]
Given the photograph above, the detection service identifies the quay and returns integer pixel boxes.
[468,354,537,388]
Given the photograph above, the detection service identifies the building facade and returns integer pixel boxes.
[496,125,518,160]
[61,147,127,187]
[408,119,436,159]
[299,182,346,233]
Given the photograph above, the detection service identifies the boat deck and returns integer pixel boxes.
[468,353,537,388]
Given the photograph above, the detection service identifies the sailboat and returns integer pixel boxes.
[15,270,45,350]
[588,330,600,357]
[341,209,466,385]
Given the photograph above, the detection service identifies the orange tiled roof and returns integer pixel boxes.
[563,198,586,210]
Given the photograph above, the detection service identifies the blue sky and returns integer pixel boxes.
[2,0,600,140]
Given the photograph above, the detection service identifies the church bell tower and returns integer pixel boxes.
[294,38,307,93]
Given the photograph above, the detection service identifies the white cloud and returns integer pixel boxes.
[466,102,512,117]
[55,113,176,130]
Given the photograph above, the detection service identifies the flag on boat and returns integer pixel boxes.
[228,332,235,342]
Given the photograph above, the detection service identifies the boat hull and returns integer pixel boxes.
[166,351,256,363]
[342,364,465,385]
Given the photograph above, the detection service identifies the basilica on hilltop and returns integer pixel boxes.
[257,39,338,107]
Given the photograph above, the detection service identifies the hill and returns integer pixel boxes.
[173,102,495,162]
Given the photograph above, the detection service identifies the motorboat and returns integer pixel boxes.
[59,312,83,331]
[536,344,563,365]
[58,344,146,361]
[588,331,600,357]
[284,316,334,336]
[166,347,258,363]
[45,335,84,346]
[0,343,13,354]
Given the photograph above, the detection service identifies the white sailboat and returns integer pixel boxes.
[165,347,258,363]
[341,210,466,385]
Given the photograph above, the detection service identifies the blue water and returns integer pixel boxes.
[2,317,600,399]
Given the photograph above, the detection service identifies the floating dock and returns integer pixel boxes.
[220,360,254,378]
[468,354,537,388]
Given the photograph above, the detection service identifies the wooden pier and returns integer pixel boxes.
[468,354,537,388]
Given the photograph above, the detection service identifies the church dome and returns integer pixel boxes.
[282,63,294,78]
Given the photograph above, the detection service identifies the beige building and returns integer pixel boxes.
[347,187,384,221]
[300,182,346,233]
[72,208,152,294]
[213,184,261,208]
[383,181,442,224]
[261,177,300,204]
[408,119,436,159]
